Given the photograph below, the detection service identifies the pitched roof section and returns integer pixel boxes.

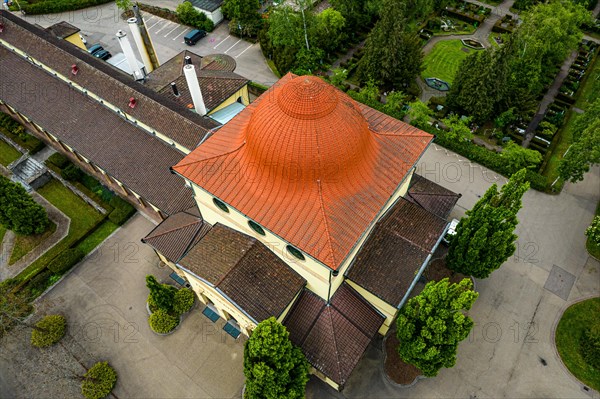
[186,0,224,12]
[46,21,80,39]
[179,223,306,321]
[0,45,194,215]
[0,11,218,152]
[283,283,384,387]
[173,74,433,270]
[142,207,212,263]
[346,197,448,306]
[406,174,461,219]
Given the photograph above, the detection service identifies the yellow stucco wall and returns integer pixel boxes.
[208,85,250,114]
[345,279,397,335]
[64,33,86,50]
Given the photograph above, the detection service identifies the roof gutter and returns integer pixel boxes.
[396,220,450,309]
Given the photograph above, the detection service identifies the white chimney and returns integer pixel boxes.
[127,17,154,73]
[116,30,145,81]
[183,64,207,116]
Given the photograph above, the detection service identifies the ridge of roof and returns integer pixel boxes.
[316,180,337,267]
[144,218,203,240]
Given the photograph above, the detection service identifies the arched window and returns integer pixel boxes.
[248,220,265,236]
[212,198,229,213]
[286,245,305,261]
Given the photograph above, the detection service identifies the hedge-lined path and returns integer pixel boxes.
[0,193,70,281]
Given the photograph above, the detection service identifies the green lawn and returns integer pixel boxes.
[16,179,105,283]
[555,297,600,391]
[575,55,600,111]
[587,202,600,260]
[421,40,472,85]
[0,139,21,166]
[0,225,6,245]
[9,221,57,265]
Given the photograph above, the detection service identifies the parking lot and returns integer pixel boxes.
[21,2,277,85]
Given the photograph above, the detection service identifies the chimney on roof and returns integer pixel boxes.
[183,64,207,116]
[184,56,192,65]
[171,82,180,97]
[116,30,145,81]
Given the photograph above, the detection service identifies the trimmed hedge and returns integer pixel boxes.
[107,195,135,225]
[47,153,69,169]
[60,163,83,182]
[81,361,117,399]
[30,314,66,348]
[149,309,179,334]
[16,0,113,15]
[47,248,84,274]
[173,288,195,315]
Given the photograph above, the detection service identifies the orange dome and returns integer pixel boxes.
[245,76,375,182]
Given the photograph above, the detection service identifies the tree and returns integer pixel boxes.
[586,216,600,246]
[396,278,478,377]
[329,67,348,88]
[115,0,132,12]
[328,0,379,34]
[358,0,423,89]
[447,169,529,278]
[441,114,473,142]
[222,0,262,37]
[145,275,175,313]
[501,141,543,172]
[407,100,432,129]
[559,109,600,182]
[176,2,214,31]
[0,175,49,235]
[315,8,346,54]
[383,91,409,118]
[244,317,309,399]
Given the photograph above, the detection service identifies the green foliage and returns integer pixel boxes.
[585,216,600,246]
[501,142,543,171]
[244,317,309,399]
[173,288,195,315]
[18,0,113,14]
[47,248,85,274]
[146,275,176,313]
[447,169,529,278]
[108,206,134,226]
[330,67,349,88]
[149,309,179,334]
[407,100,433,129]
[176,2,215,32]
[223,0,262,37]
[60,163,83,182]
[581,321,600,369]
[315,8,346,54]
[329,0,380,33]
[441,114,473,142]
[383,91,409,116]
[0,175,49,235]
[494,107,517,128]
[81,361,117,399]
[47,153,69,169]
[30,314,66,348]
[396,278,478,377]
[115,0,132,11]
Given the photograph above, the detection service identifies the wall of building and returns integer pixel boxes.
[194,6,224,24]
[208,85,250,114]
[64,33,86,50]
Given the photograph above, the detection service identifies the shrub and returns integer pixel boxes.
[81,361,117,399]
[18,0,113,15]
[149,309,179,334]
[176,2,215,32]
[26,269,53,293]
[30,315,67,348]
[47,153,69,169]
[47,248,85,274]
[173,288,195,315]
[585,216,600,246]
[60,163,83,182]
[108,206,135,226]
[146,275,176,313]
[0,175,50,235]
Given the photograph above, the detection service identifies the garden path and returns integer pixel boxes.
[0,193,70,281]
[522,50,578,147]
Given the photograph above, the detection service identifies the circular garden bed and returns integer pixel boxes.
[384,333,423,386]
[424,258,469,285]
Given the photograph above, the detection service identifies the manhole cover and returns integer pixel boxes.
[543,265,575,300]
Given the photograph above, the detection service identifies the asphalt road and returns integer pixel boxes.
[20,2,277,85]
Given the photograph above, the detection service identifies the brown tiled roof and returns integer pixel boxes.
[46,21,80,39]
[346,197,448,306]
[179,223,306,321]
[406,174,461,220]
[142,207,212,263]
[0,11,218,151]
[173,74,433,270]
[0,45,194,215]
[283,283,384,387]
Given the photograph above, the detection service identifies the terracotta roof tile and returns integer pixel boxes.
[142,207,211,263]
[173,74,433,270]
[406,174,461,219]
[346,198,448,306]
[283,283,384,387]
[178,223,305,321]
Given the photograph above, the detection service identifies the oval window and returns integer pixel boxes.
[286,245,305,261]
[248,220,265,236]
[212,198,229,213]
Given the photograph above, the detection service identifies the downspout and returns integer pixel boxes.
[396,222,451,310]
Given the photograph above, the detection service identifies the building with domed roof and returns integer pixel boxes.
[143,73,460,390]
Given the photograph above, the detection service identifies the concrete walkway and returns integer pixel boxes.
[0,192,70,281]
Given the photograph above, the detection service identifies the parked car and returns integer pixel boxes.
[442,218,459,245]
[94,50,112,61]
[87,43,103,55]
[184,29,206,45]
[79,33,87,45]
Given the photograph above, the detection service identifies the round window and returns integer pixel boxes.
[212,198,229,213]
[248,220,265,236]
[286,245,305,261]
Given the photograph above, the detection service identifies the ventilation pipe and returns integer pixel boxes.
[116,30,145,81]
[184,56,192,65]
[132,5,159,70]
[183,64,207,116]
[171,82,180,97]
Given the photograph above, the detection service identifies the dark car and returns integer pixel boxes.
[87,43,104,55]
[184,29,206,45]
[94,49,112,61]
